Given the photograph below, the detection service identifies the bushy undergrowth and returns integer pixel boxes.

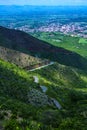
[0,59,87,130]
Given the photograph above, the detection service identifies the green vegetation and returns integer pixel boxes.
[0,26,87,129]
[0,46,43,68]
[0,26,87,71]
[0,58,87,129]
[30,63,87,129]
[31,32,87,58]
[79,38,87,44]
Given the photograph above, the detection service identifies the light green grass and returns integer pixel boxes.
[31,32,87,58]
[79,38,87,44]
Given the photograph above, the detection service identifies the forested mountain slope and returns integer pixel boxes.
[0,26,87,129]
[0,59,87,129]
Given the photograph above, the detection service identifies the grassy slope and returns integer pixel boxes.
[0,59,55,129]
[0,26,87,129]
[31,32,87,58]
[0,58,87,129]
[30,62,87,129]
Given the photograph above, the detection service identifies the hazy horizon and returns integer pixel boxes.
[0,5,87,6]
[0,0,87,6]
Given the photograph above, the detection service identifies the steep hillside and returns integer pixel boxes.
[0,26,87,129]
[0,59,87,129]
[0,46,45,67]
[30,62,87,129]
[0,26,87,70]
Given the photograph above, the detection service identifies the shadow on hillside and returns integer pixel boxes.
[0,26,87,71]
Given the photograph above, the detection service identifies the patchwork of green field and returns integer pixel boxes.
[31,32,87,58]
[79,38,87,44]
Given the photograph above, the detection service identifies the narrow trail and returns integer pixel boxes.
[29,62,54,72]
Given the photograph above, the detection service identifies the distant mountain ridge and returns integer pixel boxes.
[0,26,87,70]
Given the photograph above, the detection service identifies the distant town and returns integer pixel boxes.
[13,22,87,38]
